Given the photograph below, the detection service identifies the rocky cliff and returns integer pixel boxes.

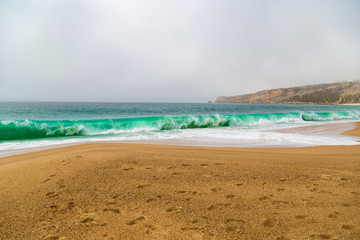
[216,80,360,104]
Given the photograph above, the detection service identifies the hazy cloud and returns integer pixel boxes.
[1,0,360,102]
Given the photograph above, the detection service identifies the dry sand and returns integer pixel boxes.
[0,125,360,239]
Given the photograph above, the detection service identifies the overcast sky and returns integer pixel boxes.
[1,0,360,102]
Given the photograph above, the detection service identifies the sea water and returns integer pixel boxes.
[0,102,359,153]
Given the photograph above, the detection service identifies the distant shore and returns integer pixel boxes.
[216,80,360,105]
[340,103,360,106]
[215,101,360,105]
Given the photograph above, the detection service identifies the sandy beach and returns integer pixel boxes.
[0,124,359,240]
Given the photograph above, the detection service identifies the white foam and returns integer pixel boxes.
[90,127,158,135]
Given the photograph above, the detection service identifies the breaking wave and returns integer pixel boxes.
[1,111,359,141]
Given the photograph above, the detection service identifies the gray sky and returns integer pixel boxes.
[1,0,360,102]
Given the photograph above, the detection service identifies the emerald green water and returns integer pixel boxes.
[0,102,359,150]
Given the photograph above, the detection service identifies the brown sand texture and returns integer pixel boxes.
[0,127,360,239]
[342,122,360,139]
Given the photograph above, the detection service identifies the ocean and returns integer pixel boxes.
[0,102,359,153]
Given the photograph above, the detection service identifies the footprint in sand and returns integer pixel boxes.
[144,224,156,234]
[176,190,187,194]
[137,184,150,189]
[328,212,340,218]
[79,212,103,225]
[235,183,244,186]
[342,225,355,230]
[225,219,247,234]
[210,188,223,192]
[112,194,121,199]
[226,194,236,199]
[295,215,307,219]
[67,202,75,210]
[225,226,244,233]
[166,207,176,212]
[46,192,59,198]
[80,218,94,223]
[103,208,121,214]
[43,179,51,183]
[263,218,277,228]
[45,235,61,240]
[276,236,289,240]
[214,163,224,165]
[309,234,332,239]
[49,205,59,212]
[103,234,116,240]
[123,168,134,171]
[200,164,208,166]
[50,174,57,177]
[127,216,145,225]
[182,163,191,167]
[207,204,219,211]
[272,200,289,205]
[61,159,71,166]
[259,196,270,201]
[176,190,197,195]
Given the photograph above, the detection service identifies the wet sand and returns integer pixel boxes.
[275,121,358,137]
[0,125,360,239]
[342,122,360,139]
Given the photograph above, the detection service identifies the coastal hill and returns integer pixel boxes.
[216,80,360,104]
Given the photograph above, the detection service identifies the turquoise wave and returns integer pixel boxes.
[301,111,359,121]
[1,111,359,141]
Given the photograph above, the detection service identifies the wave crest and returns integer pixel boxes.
[0,120,85,140]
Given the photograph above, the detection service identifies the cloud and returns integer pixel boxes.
[1,0,360,102]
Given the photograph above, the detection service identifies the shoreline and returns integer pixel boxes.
[340,103,360,106]
[342,122,360,138]
[0,123,359,239]
[1,121,359,158]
